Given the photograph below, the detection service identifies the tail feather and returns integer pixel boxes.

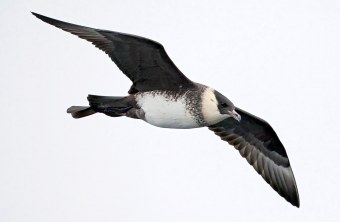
[67,95,131,119]
[67,106,96,118]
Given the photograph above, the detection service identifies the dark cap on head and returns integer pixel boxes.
[214,90,235,113]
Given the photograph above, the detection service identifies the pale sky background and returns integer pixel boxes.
[1,0,340,221]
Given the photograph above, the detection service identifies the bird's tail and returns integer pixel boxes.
[67,95,132,119]
[67,106,96,118]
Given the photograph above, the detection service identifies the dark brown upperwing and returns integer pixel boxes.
[32,12,194,93]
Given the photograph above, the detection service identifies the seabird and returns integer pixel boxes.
[32,12,300,207]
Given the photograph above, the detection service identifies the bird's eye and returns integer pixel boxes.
[221,103,228,108]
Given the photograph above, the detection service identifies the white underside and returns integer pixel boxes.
[135,92,199,129]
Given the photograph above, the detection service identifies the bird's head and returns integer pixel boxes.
[201,88,241,125]
[214,90,241,121]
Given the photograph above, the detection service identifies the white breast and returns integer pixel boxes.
[135,92,200,129]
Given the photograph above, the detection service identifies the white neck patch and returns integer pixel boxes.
[201,88,228,125]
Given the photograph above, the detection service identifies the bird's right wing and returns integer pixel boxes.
[32,12,194,93]
[208,107,300,207]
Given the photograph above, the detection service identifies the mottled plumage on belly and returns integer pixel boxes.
[135,90,204,128]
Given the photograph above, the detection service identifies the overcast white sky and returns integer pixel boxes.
[1,0,340,221]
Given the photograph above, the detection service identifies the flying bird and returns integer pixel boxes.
[32,12,300,207]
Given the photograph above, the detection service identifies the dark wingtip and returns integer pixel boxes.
[288,166,300,208]
[290,197,300,208]
[31,12,50,23]
[291,188,300,208]
[31,12,42,19]
[32,12,50,21]
[31,12,62,26]
[295,200,300,208]
[288,188,300,208]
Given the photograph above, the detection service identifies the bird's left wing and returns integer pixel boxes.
[208,107,300,207]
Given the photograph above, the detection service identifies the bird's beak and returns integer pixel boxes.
[228,110,241,122]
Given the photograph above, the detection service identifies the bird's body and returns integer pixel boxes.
[33,12,300,207]
[135,90,203,129]
[86,85,234,129]
[133,86,230,128]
